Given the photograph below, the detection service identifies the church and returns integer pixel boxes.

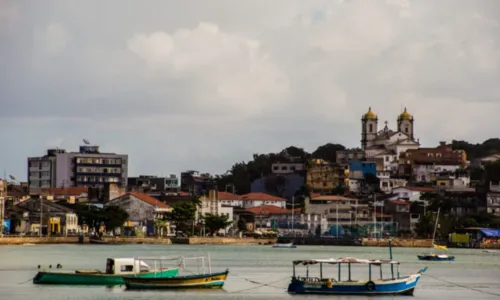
[361,107,420,171]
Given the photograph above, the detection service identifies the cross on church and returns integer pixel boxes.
[384,121,388,127]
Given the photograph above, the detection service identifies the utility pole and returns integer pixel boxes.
[336,203,339,238]
[39,196,43,237]
[291,196,295,236]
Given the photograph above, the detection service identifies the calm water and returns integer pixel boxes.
[1,244,499,299]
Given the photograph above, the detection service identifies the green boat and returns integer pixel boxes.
[33,258,179,285]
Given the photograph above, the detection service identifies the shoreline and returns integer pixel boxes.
[1,236,498,249]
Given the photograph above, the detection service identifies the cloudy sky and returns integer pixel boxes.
[1,0,499,180]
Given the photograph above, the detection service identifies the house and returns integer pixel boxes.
[391,186,435,202]
[487,181,500,216]
[443,187,486,217]
[7,197,77,235]
[306,159,343,193]
[106,192,172,235]
[306,195,361,227]
[377,171,407,193]
[336,149,366,166]
[385,200,411,232]
[198,190,234,234]
[244,205,300,231]
[271,163,306,175]
[240,192,286,209]
[42,187,89,204]
[348,161,377,179]
[215,191,243,207]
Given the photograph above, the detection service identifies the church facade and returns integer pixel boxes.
[361,107,420,171]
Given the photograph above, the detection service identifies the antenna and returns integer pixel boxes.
[83,139,90,145]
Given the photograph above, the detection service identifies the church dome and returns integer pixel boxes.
[398,107,412,120]
[363,107,377,120]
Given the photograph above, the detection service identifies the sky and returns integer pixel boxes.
[1,0,500,181]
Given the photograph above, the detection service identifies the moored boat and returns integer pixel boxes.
[417,208,455,262]
[33,257,179,285]
[287,257,427,295]
[123,254,229,290]
[273,242,297,249]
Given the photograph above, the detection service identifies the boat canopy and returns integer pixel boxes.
[293,257,399,266]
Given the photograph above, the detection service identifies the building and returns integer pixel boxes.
[336,149,366,166]
[348,161,377,178]
[198,190,234,234]
[443,187,486,217]
[361,107,420,158]
[245,205,300,230]
[399,142,467,181]
[391,186,435,201]
[240,192,286,209]
[180,170,214,195]
[217,191,244,207]
[128,175,179,193]
[306,159,342,193]
[377,171,407,193]
[385,200,411,232]
[250,173,305,200]
[487,181,500,216]
[305,195,360,227]
[271,163,306,175]
[28,145,128,191]
[105,192,172,235]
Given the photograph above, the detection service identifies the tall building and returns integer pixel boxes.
[360,107,420,160]
[180,170,214,195]
[28,145,128,191]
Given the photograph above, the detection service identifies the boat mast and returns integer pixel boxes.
[431,207,440,246]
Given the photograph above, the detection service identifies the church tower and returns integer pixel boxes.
[361,107,378,150]
[397,107,414,140]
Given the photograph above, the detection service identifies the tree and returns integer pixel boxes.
[102,205,129,232]
[167,201,197,233]
[264,175,287,197]
[414,212,436,238]
[154,219,169,237]
[237,218,247,232]
[311,143,346,163]
[202,213,233,235]
[331,185,346,195]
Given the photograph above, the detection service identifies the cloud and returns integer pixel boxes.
[1,0,500,180]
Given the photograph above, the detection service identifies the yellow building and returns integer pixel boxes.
[306,159,341,193]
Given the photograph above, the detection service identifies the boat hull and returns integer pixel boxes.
[417,255,455,261]
[123,270,229,290]
[287,274,421,295]
[33,268,179,285]
[273,243,297,249]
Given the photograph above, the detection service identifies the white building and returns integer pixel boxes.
[391,186,435,202]
[240,192,286,209]
[198,190,234,234]
[271,163,306,175]
[361,107,420,158]
[413,164,461,183]
[28,145,128,191]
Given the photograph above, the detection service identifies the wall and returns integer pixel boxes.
[184,237,277,245]
[362,238,432,247]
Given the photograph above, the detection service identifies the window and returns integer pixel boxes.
[281,166,287,170]
[369,124,373,132]
[273,166,278,170]
[404,127,409,133]
[120,265,134,272]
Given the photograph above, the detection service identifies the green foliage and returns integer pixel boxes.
[237,218,247,232]
[315,225,321,237]
[331,185,346,195]
[168,202,197,227]
[202,213,233,235]
[72,204,129,232]
[485,160,500,182]
[311,143,346,163]
[291,184,311,211]
[451,138,500,160]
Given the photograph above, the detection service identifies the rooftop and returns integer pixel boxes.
[240,192,286,201]
[128,192,170,208]
[245,205,299,215]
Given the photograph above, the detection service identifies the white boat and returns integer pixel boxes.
[273,243,297,249]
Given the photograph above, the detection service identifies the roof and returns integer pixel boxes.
[293,257,399,266]
[479,228,500,237]
[217,191,242,200]
[311,195,356,201]
[244,205,299,215]
[127,192,170,208]
[47,187,88,196]
[393,186,435,192]
[240,192,286,201]
[391,200,410,205]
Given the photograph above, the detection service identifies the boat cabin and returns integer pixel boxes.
[292,257,401,283]
[105,258,151,275]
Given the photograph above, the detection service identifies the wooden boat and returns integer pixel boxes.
[123,254,229,289]
[273,242,297,249]
[417,208,455,262]
[287,257,427,295]
[33,257,179,285]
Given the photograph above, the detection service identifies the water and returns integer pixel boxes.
[1,244,500,299]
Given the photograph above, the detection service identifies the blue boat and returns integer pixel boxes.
[417,254,455,261]
[287,257,427,295]
[273,243,297,249]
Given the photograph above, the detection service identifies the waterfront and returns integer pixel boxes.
[1,244,499,299]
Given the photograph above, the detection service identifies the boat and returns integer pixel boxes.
[33,257,179,285]
[287,257,427,295]
[123,254,229,290]
[273,242,297,249]
[417,207,455,261]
